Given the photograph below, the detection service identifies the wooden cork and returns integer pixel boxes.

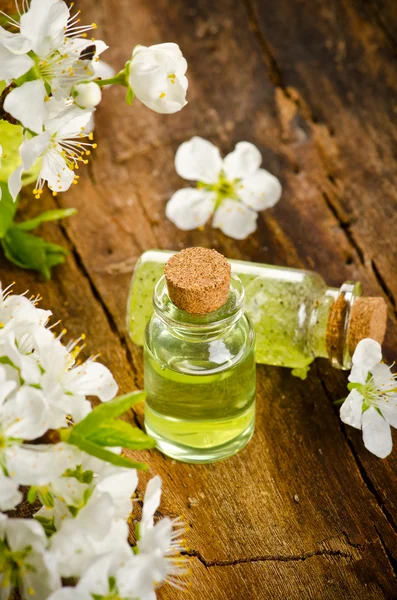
[164,247,231,315]
[326,295,387,363]
[347,297,387,355]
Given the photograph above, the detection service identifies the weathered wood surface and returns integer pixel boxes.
[2,0,397,598]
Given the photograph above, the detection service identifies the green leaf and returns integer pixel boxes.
[85,419,155,449]
[0,120,41,185]
[1,228,68,279]
[27,487,38,504]
[67,433,148,470]
[126,86,134,105]
[0,182,17,237]
[73,391,146,436]
[14,208,77,231]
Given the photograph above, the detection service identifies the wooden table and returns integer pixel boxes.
[3,0,397,598]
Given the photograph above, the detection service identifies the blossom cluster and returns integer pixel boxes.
[0,282,187,599]
[0,0,188,201]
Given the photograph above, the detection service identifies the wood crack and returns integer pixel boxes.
[371,259,397,319]
[52,203,141,391]
[183,545,361,568]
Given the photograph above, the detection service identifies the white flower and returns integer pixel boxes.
[128,43,188,114]
[73,81,102,109]
[0,369,55,484]
[8,97,96,201]
[166,137,282,239]
[0,282,51,341]
[50,491,132,577]
[0,514,61,599]
[0,0,106,100]
[48,554,116,600]
[117,475,188,597]
[31,326,117,428]
[36,453,138,522]
[340,338,397,458]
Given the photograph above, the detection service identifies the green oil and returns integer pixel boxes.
[144,340,256,463]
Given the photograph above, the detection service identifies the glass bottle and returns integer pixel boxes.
[128,250,386,379]
[144,257,256,464]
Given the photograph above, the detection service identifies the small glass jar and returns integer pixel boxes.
[144,274,256,463]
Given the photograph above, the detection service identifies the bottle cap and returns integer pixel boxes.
[327,295,387,364]
[347,297,387,355]
[164,247,231,315]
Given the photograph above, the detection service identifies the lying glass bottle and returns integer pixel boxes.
[127,250,387,379]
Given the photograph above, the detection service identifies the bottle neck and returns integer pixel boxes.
[308,281,362,369]
[152,275,246,341]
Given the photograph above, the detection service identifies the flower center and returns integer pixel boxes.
[0,540,34,593]
[197,171,240,208]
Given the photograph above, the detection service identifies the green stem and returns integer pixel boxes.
[59,427,72,442]
[95,70,128,87]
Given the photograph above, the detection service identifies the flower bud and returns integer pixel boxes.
[128,43,188,114]
[73,81,102,109]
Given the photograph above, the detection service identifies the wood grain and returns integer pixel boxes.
[1,0,397,597]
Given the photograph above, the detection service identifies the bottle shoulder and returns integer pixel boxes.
[145,313,255,375]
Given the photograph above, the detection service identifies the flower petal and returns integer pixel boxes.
[6,443,80,486]
[166,188,215,230]
[4,80,46,134]
[20,0,69,56]
[9,130,50,199]
[0,27,31,54]
[371,362,396,393]
[93,59,115,82]
[97,468,138,520]
[7,165,24,201]
[349,338,382,384]
[5,517,47,552]
[0,475,22,511]
[64,360,118,402]
[340,389,363,429]
[362,406,392,458]
[3,387,49,440]
[49,590,89,600]
[212,199,257,240]
[77,554,113,595]
[23,551,61,599]
[0,44,33,79]
[223,142,262,179]
[175,137,222,183]
[141,475,162,533]
[41,150,75,193]
[238,169,282,211]
[0,365,17,405]
[377,399,397,429]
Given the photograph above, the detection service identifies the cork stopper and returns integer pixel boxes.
[164,247,231,315]
[347,297,387,355]
[326,295,387,364]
